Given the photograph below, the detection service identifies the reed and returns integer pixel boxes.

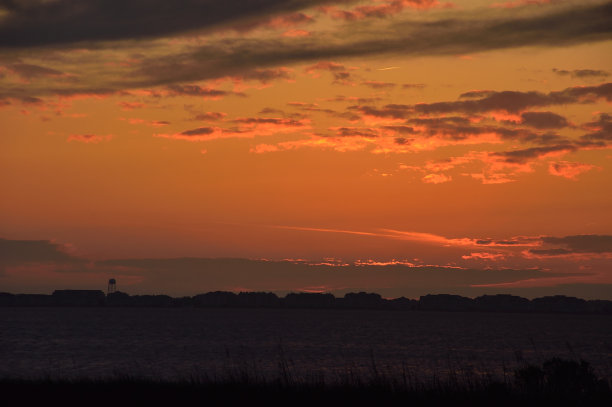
[1,357,610,406]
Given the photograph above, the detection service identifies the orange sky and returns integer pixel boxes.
[1,0,611,298]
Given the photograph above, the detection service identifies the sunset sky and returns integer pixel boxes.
[1,0,611,298]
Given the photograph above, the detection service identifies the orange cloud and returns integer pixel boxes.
[548,161,596,179]
[422,173,452,184]
[282,29,311,37]
[322,0,444,21]
[462,252,507,261]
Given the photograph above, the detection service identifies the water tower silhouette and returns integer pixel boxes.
[108,278,117,294]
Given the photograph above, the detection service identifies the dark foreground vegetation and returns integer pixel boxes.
[1,289,612,314]
[1,358,610,406]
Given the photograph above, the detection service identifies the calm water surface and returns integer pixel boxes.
[1,308,611,381]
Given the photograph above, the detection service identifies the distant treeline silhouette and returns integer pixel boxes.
[1,290,611,314]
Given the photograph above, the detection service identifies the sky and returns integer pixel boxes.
[1,0,611,299]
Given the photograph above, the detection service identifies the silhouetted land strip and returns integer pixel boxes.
[1,290,611,314]
[1,358,610,406]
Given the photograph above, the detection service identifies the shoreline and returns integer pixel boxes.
[2,290,611,314]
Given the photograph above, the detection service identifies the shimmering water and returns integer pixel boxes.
[1,308,611,381]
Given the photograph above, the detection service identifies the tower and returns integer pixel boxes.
[108,278,116,295]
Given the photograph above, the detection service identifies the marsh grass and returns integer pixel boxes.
[2,356,610,406]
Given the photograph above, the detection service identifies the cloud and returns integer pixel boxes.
[491,0,554,9]
[0,238,84,266]
[542,235,612,253]
[528,235,612,256]
[180,127,216,136]
[193,112,227,121]
[402,83,426,89]
[133,2,612,87]
[283,29,311,37]
[333,126,379,138]
[350,83,611,124]
[232,11,315,32]
[4,63,67,80]
[519,111,569,129]
[166,84,244,99]
[3,2,612,97]
[67,134,112,143]
[413,83,612,115]
[117,101,145,110]
[581,113,612,142]
[156,117,308,141]
[1,235,606,296]
[553,68,609,78]
[322,0,447,22]
[0,0,345,48]
[231,67,293,84]
[305,61,357,85]
[491,144,577,163]
[361,80,396,89]
[422,173,452,184]
[94,257,568,296]
[548,161,596,179]
[462,252,507,261]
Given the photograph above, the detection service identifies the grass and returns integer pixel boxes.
[1,358,610,406]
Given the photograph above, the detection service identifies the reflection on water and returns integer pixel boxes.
[1,308,611,381]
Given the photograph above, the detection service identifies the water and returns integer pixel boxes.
[1,308,611,382]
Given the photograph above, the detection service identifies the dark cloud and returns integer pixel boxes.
[2,2,612,96]
[379,115,564,144]
[132,2,612,89]
[409,117,472,126]
[234,68,293,83]
[259,107,286,115]
[361,80,396,89]
[0,0,345,48]
[476,238,538,246]
[402,83,425,89]
[5,63,65,79]
[334,127,379,138]
[459,90,496,99]
[414,83,612,114]
[528,234,612,256]
[0,238,84,265]
[580,113,612,142]
[234,117,305,126]
[492,144,577,163]
[231,11,314,32]
[351,83,611,122]
[353,104,410,119]
[305,61,349,73]
[541,235,612,254]
[180,127,215,136]
[552,68,609,78]
[167,84,243,98]
[381,125,416,134]
[329,95,382,104]
[520,111,569,129]
[193,112,226,121]
[348,104,572,146]
[95,257,567,297]
[286,102,360,120]
[529,248,572,256]
[0,237,604,298]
